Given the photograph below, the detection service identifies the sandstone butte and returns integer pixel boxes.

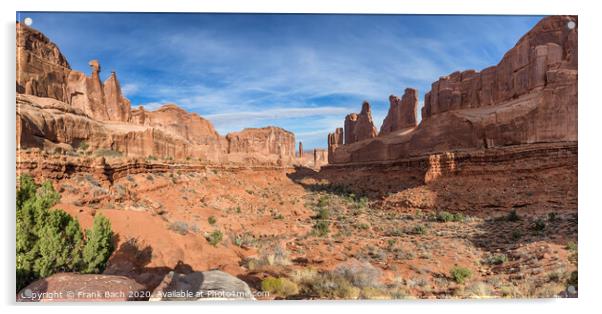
[328,15,577,165]
[16,21,305,167]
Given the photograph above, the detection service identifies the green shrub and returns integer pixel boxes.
[450,266,472,284]
[567,270,578,288]
[483,253,508,265]
[507,209,521,222]
[317,195,329,208]
[82,214,114,273]
[232,232,257,248]
[531,218,547,232]
[407,224,427,235]
[261,277,299,298]
[301,272,360,299]
[315,207,330,220]
[208,216,217,225]
[16,175,114,291]
[78,141,89,151]
[206,230,223,246]
[312,220,330,237]
[436,211,465,222]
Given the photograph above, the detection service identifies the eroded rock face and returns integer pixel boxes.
[149,270,254,301]
[344,101,377,144]
[327,128,344,163]
[422,15,576,118]
[328,15,577,165]
[380,88,418,135]
[131,104,223,146]
[226,126,295,158]
[103,72,132,122]
[16,22,71,103]
[16,273,145,302]
[16,23,297,165]
[17,23,131,123]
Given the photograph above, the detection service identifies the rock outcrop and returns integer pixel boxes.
[344,101,377,144]
[16,22,298,166]
[16,273,145,302]
[226,126,295,158]
[380,88,418,135]
[16,22,71,103]
[17,23,131,123]
[327,127,344,163]
[328,15,577,165]
[422,16,577,118]
[149,270,254,301]
[313,148,328,167]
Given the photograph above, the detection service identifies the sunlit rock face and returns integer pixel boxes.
[328,15,577,165]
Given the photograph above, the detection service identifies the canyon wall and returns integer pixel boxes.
[16,22,296,165]
[327,15,577,165]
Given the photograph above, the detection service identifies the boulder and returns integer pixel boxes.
[149,270,254,301]
[16,273,145,302]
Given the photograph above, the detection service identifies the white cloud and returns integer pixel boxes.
[121,83,139,96]
[205,106,351,123]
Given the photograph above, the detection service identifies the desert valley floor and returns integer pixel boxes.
[17,142,578,299]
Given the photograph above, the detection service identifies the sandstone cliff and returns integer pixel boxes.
[328,15,577,165]
[17,23,131,123]
[16,22,298,165]
[226,126,295,157]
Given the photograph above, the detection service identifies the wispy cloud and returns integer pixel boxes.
[206,107,351,125]
[120,83,139,97]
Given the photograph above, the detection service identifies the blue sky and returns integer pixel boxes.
[17,13,543,149]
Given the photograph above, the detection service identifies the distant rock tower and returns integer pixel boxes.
[298,142,303,158]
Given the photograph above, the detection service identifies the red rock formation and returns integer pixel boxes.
[103,71,132,122]
[298,142,304,158]
[16,22,298,165]
[131,104,222,146]
[16,22,71,102]
[313,148,328,167]
[226,126,295,158]
[327,128,344,163]
[17,23,131,123]
[380,88,418,135]
[328,15,577,165]
[422,15,576,118]
[344,101,378,144]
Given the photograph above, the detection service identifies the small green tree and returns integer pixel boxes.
[16,175,115,291]
[82,214,114,273]
[34,210,83,277]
